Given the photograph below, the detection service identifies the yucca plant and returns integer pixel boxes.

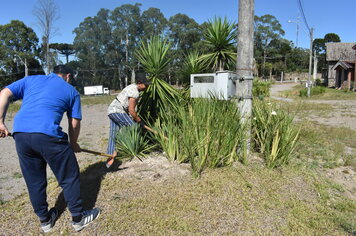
[135,35,181,122]
[199,17,237,72]
[181,50,205,85]
[252,100,300,168]
[153,96,247,175]
[115,124,155,160]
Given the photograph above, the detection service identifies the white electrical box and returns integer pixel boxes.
[190,71,237,100]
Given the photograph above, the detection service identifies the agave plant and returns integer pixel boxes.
[115,124,154,159]
[199,17,237,72]
[135,35,181,122]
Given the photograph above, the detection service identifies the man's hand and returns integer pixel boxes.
[139,120,145,129]
[0,123,9,138]
[71,142,82,153]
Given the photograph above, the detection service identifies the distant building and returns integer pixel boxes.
[325,42,356,90]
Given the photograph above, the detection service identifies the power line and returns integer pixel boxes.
[297,0,311,33]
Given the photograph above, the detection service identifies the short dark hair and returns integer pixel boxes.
[53,65,73,75]
[135,71,151,85]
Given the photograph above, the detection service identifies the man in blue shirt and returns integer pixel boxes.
[0,65,100,233]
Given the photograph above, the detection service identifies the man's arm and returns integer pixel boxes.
[128,97,141,123]
[68,117,81,152]
[0,88,13,137]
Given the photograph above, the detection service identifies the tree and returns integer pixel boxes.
[285,47,309,72]
[168,14,201,52]
[167,14,202,84]
[254,14,285,76]
[267,38,292,75]
[141,8,167,38]
[110,3,143,86]
[73,9,114,89]
[324,33,341,43]
[199,17,236,72]
[0,20,42,87]
[313,33,341,72]
[49,43,75,63]
[33,0,60,74]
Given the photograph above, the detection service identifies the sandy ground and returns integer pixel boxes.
[0,104,110,201]
[270,82,356,131]
[0,103,190,202]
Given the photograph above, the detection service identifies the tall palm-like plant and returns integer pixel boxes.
[200,17,236,72]
[181,50,205,85]
[135,35,181,122]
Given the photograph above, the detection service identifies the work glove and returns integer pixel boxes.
[139,120,145,129]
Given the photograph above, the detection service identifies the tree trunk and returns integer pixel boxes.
[125,31,129,87]
[131,69,135,84]
[46,41,50,75]
[263,50,266,76]
[25,58,28,77]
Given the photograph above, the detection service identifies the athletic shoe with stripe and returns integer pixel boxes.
[40,208,58,233]
[72,208,101,232]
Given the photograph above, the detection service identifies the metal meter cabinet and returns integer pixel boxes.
[190,71,237,100]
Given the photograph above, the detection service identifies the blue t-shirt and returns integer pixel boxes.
[6,73,82,138]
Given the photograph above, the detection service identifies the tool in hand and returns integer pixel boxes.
[7,132,115,163]
[80,148,113,158]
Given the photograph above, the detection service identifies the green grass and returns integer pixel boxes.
[0,163,353,235]
[281,85,356,100]
[294,121,356,168]
[12,172,23,179]
[278,100,334,118]
[80,95,116,105]
[274,98,356,168]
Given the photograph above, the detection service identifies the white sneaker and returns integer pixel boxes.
[40,208,58,233]
[72,208,101,232]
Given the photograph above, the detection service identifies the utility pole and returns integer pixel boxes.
[288,18,300,48]
[307,28,314,97]
[313,50,318,82]
[236,0,254,153]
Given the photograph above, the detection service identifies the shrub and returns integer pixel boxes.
[252,100,300,168]
[299,86,326,97]
[153,97,247,175]
[315,78,323,86]
[253,79,271,99]
[115,124,155,160]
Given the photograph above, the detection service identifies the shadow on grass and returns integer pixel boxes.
[54,159,126,217]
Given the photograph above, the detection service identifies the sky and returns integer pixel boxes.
[1,0,355,51]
